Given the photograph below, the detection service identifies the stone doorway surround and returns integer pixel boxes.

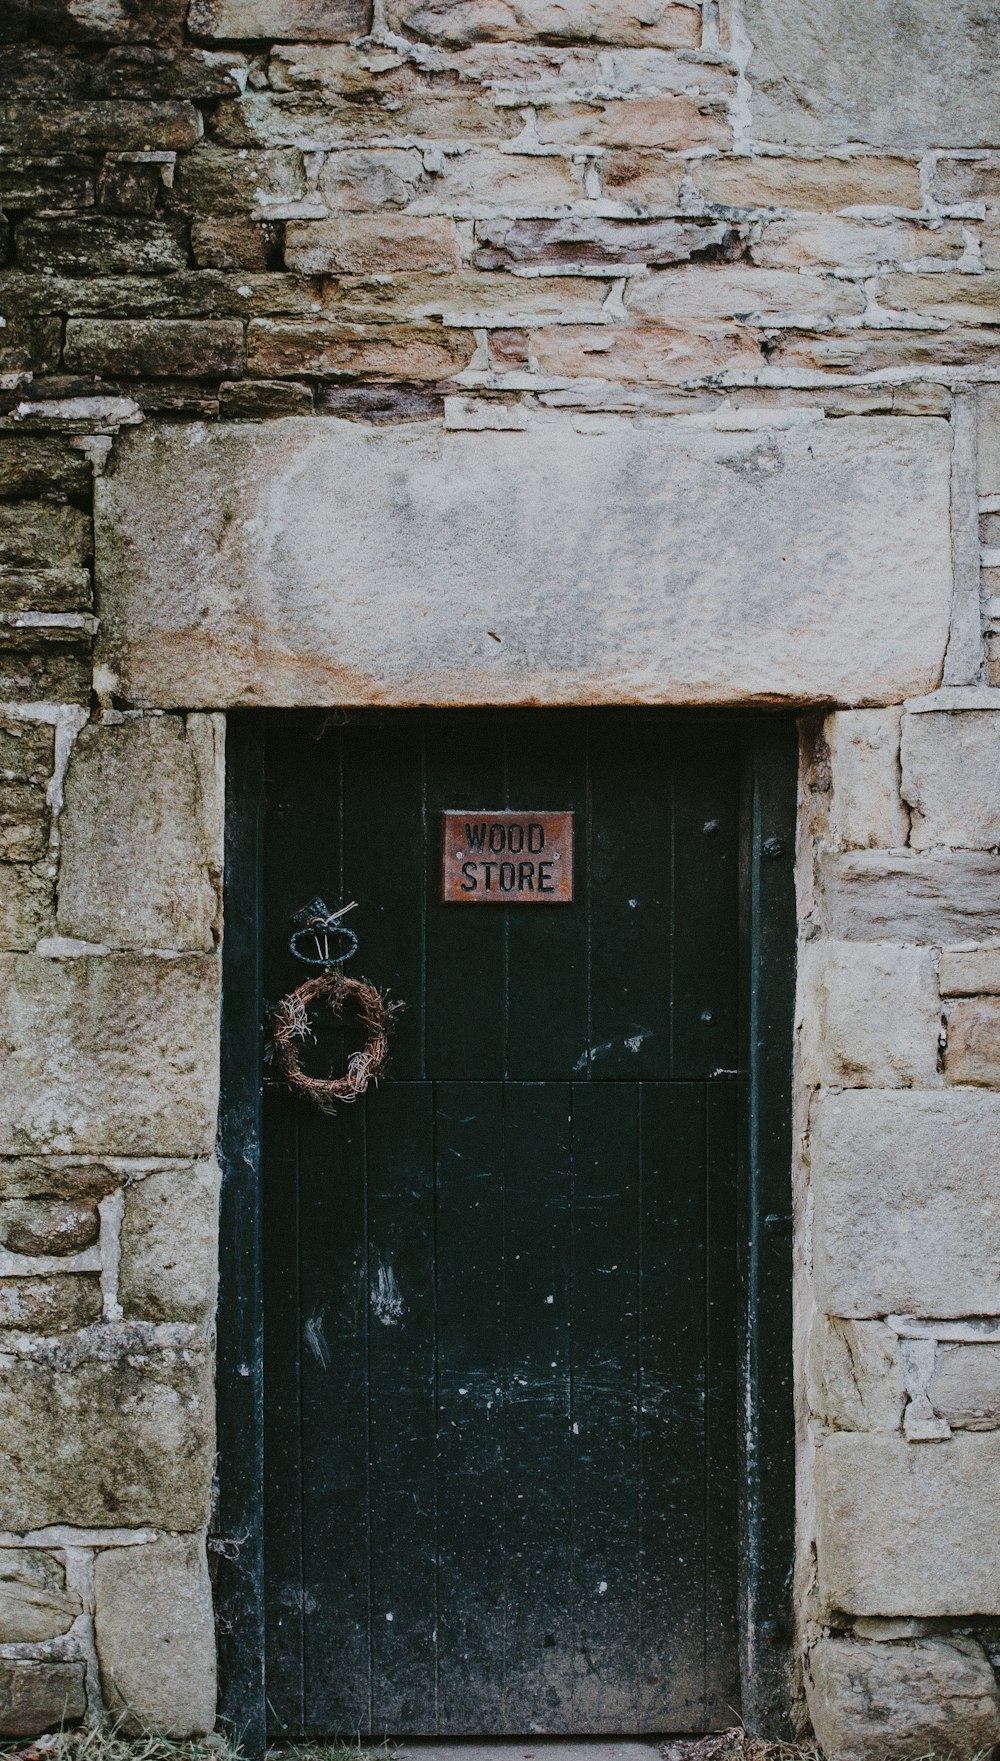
[4,0,1000,1756]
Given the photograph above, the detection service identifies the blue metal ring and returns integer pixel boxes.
[289,923,359,966]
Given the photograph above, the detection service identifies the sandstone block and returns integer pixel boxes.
[0,782,49,863]
[0,1199,100,1256]
[945,997,1000,1086]
[119,1161,220,1325]
[173,144,306,215]
[0,101,201,153]
[16,216,188,277]
[95,416,952,710]
[0,954,219,1157]
[246,319,474,380]
[980,387,1000,497]
[219,378,314,416]
[0,1661,86,1737]
[799,941,939,1089]
[625,263,864,324]
[404,148,581,210]
[0,504,90,571]
[58,715,221,952]
[473,215,730,267]
[0,1549,81,1645]
[191,218,276,271]
[875,271,1000,327]
[816,1432,1000,1614]
[693,154,922,213]
[812,1090,1000,1317]
[0,1332,214,1529]
[742,0,1000,150]
[807,1635,1000,1761]
[902,711,1000,849]
[0,626,92,706]
[213,89,514,148]
[0,439,91,502]
[317,146,427,210]
[0,1276,102,1332]
[821,852,1000,943]
[532,92,730,151]
[809,1317,905,1433]
[94,1535,216,1737]
[384,0,700,47]
[599,151,685,208]
[64,318,244,378]
[940,946,1000,995]
[188,0,372,39]
[0,867,55,952]
[0,569,93,614]
[749,215,967,275]
[285,216,461,274]
[0,1162,121,1204]
[0,154,95,214]
[933,155,1000,210]
[930,1344,1000,1430]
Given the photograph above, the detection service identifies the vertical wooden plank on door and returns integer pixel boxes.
[340,716,426,1081]
[705,1080,741,1725]
[504,713,590,1080]
[637,1082,708,1732]
[298,1094,373,1737]
[671,725,740,1081]
[261,1086,304,1737]
[366,1081,438,1733]
[425,716,507,1080]
[569,1082,641,1732]
[435,1082,506,1734]
[501,1082,574,1732]
[588,715,673,1080]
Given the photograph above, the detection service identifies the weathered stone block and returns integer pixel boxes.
[799,941,939,1089]
[173,144,306,215]
[902,711,1000,849]
[94,1536,216,1737]
[472,215,730,268]
[0,867,55,952]
[807,1635,1000,1761]
[219,378,314,416]
[0,1276,102,1332]
[0,101,201,153]
[0,1549,81,1645]
[0,782,49,862]
[816,1432,1000,1614]
[693,154,922,213]
[0,1660,86,1737]
[821,851,1000,943]
[95,416,953,709]
[809,1317,905,1433]
[0,439,91,502]
[16,216,188,277]
[64,318,244,378]
[0,1330,214,1529]
[0,504,90,571]
[188,0,371,38]
[0,954,219,1157]
[0,1199,100,1255]
[930,1344,1000,1430]
[58,715,221,952]
[0,626,93,706]
[812,1090,1000,1317]
[742,0,1000,149]
[940,948,1000,997]
[0,154,95,214]
[625,263,864,324]
[383,0,700,47]
[945,997,1000,1086]
[285,216,461,274]
[119,1161,220,1325]
[190,217,276,271]
[0,1161,121,1204]
[0,722,55,785]
[0,569,92,614]
[981,388,1000,497]
[246,318,474,380]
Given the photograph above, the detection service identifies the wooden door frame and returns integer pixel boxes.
[214,710,798,1753]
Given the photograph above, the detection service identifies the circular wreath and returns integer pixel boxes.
[272,968,400,1113]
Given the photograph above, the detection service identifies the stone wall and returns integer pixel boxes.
[3,0,1000,1753]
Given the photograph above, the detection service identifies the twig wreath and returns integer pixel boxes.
[272,900,402,1113]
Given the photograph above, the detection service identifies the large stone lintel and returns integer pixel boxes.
[95,416,953,710]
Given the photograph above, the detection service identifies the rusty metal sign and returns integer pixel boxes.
[441,811,574,903]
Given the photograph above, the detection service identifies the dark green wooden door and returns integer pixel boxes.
[260,711,742,1739]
